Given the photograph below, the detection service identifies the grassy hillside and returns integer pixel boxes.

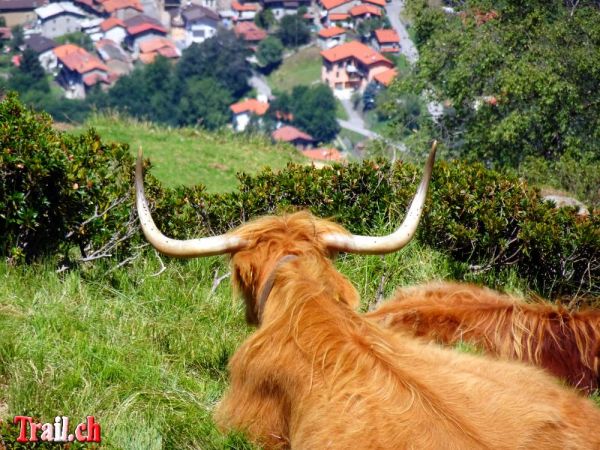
[267,46,322,92]
[5,240,588,449]
[72,114,306,192]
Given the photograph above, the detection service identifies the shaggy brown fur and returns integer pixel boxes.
[367,282,600,393]
[213,212,600,449]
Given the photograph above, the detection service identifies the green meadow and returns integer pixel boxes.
[74,114,305,192]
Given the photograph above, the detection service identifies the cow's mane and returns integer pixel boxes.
[369,282,600,392]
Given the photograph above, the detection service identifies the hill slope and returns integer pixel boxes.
[73,114,306,192]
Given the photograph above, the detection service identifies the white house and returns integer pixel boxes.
[100,17,127,45]
[230,97,269,131]
[181,4,220,46]
[35,2,88,39]
[317,26,346,49]
[24,34,58,72]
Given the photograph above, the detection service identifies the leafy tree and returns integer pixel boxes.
[256,36,284,73]
[402,0,600,166]
[178,77,232,129]
[255,9,275,30]
[277,14,310,47]
[10,25,24,51]
[289,84,339,142]
[18,48,46,82]
[8,49,49,94]
[176,30,251,98]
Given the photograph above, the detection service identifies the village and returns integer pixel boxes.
[0,0,411,162]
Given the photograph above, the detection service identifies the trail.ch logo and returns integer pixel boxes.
[13,415,101,444]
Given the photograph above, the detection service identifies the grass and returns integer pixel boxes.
[335,98,349,121]
[3,234,575,448]
[72,114,306,192]
[266,46,322,92]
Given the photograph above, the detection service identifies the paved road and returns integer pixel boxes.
[338,119,379,139]
[385,0,419,65]
[249,72,272,99]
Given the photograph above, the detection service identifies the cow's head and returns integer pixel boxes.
[135,143,437,324]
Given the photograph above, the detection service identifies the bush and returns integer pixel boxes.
[0,93,139,263]
[155,160,599,298]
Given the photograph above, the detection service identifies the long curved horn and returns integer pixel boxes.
[322,141,437,254]
[135,147,247,257]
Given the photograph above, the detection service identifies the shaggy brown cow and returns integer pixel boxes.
[367,282,600,393]
[135,146,600,449]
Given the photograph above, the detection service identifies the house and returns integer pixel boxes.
[100,17,127,44]
[138,36,180,63]
[102,0,143,20]
[35,2,88,39]
[371,28,399,54]
[272,125,314,149]
[181,4,219,46]
[24,33,57,71]
[303,147,345,162]
[230,98,269,131]
[95,38,132,76]
[123,14,168,53]
[317,26,346,49]
[320,40,393,98]
[326,12,351,28]
[349,3,381,21]
[259,0,310,20]
[319,0,357,17]
[0,0,42,28]
[53,43,109,98]
[372,66,396,87]
[233,21,266,49]
[231,1,257,21]
[80,17,104,40]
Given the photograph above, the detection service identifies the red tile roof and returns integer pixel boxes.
[100,16,126,31]
[328,13,349,21]
[320,0,351,10]
[363,0,385,6]
[374,28,399,44]
[320,40,392,67]
[124,15,167,35]
[272,125,314,143]
[231,1,258,11]
[139,36,175,53]
[373,67,397,86]
[234,22,267,42]
[318,26,346,38]
[103,0,142,13]
[303,147,344,161]
[230,98,269,115]
[83,72,109,86]
[0,27,13,40]
[54,44,108,74]
[138,37,179,63]
[349,3,381,16]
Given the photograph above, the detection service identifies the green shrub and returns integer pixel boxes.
[146,159,599,298]
[0,93,139,263]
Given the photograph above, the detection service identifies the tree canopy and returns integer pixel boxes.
[398,0,600,167]
[277,14,311,47]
